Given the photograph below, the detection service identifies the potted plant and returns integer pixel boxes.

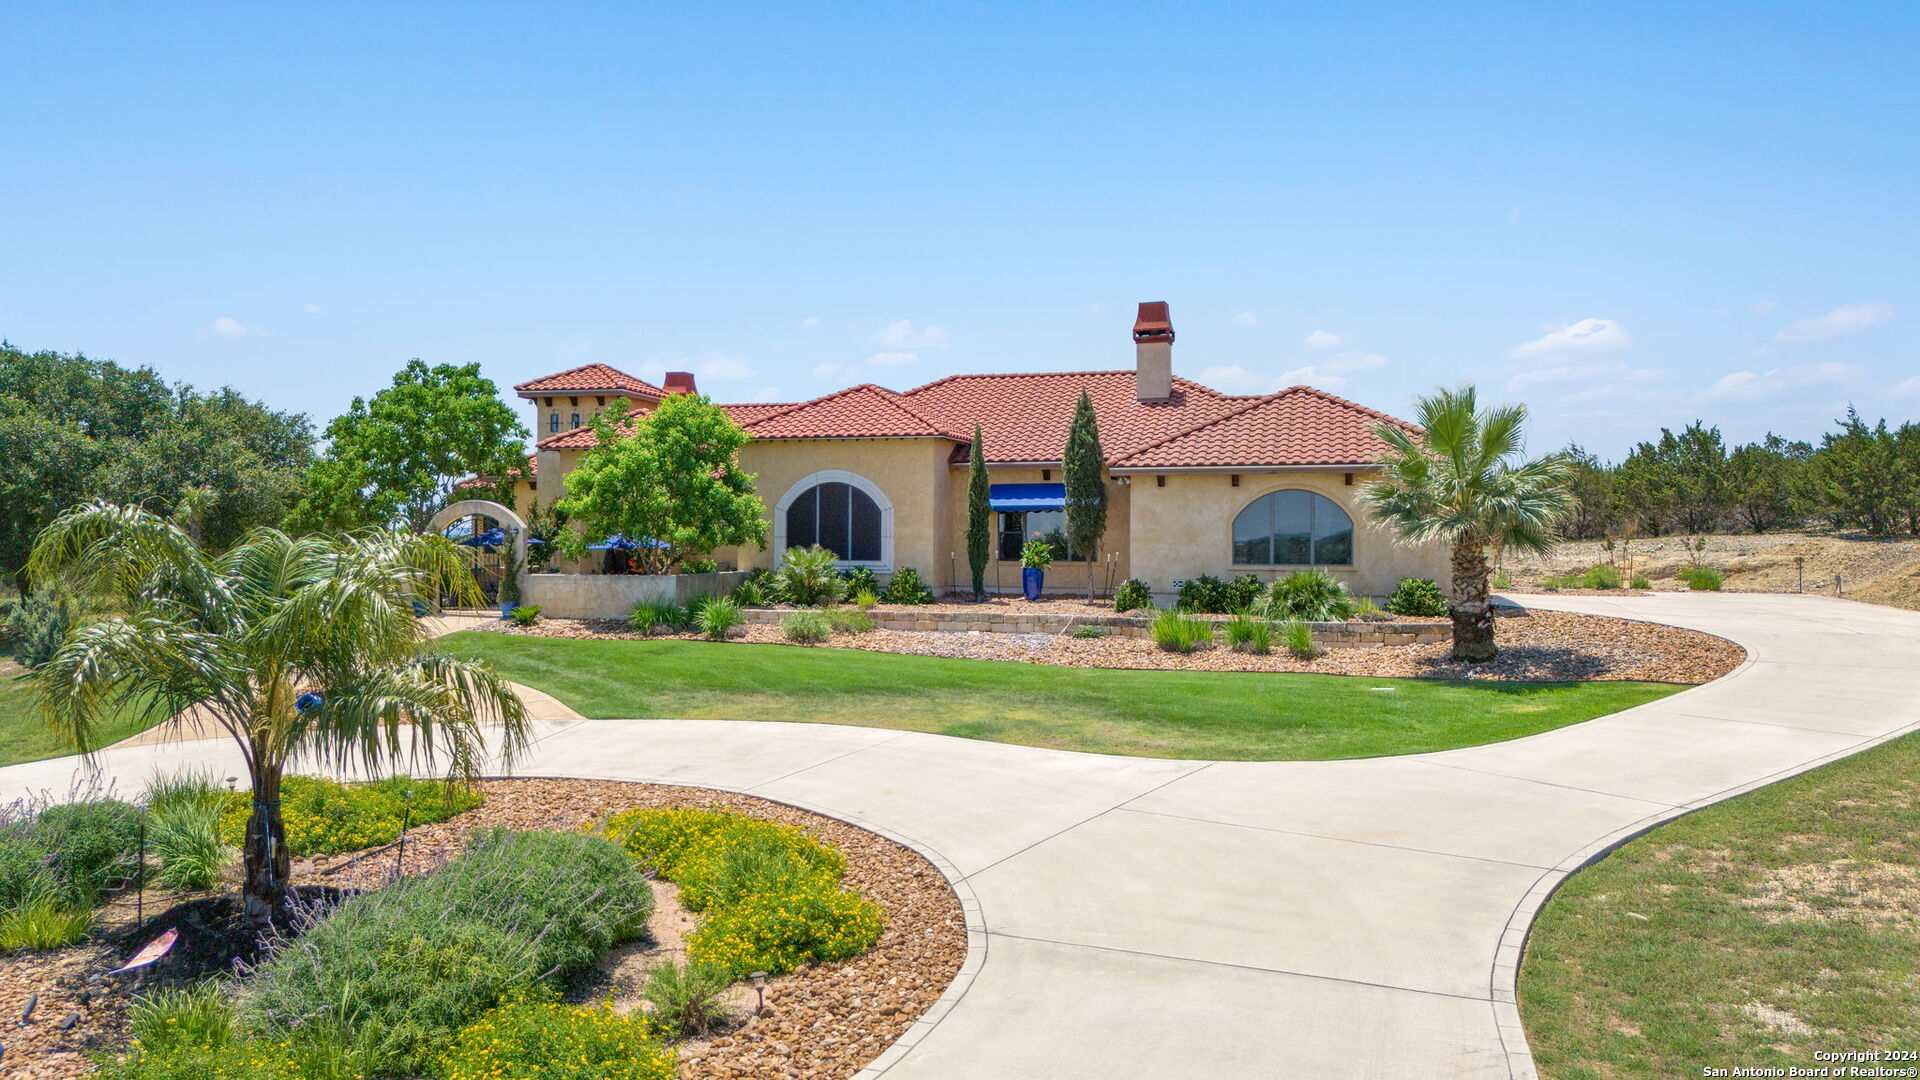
[498,528,523,619]
[1019,538,1054,601]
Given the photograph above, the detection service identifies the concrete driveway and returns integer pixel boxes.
[5,593,1915,1079]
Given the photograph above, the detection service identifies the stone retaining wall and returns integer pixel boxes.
[742,607,1450,648]
[524,570,749,620]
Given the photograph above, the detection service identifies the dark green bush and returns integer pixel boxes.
[882,566,935,605]
[4,588,71,668]
[1176,575,1234,614]
[838,566,880,598]
[1226,574,1266,612]
[1385,577,1449,617]
[508,604,542,627]
[1270,569,1359,621]
[1112,579,1154,614]
[775,546,844,606]
[682,557,719,574]
[0,799,143,911]
[239,829,652,1075]
[629,599,692,634]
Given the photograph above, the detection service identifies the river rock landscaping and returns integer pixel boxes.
[0,778,966,1080]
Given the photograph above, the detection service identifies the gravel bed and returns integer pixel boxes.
[486,608,1743,684]
[2,779,968,1080]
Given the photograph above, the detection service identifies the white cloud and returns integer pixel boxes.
[875,320,950,350]
[1302,330,1348,349]
[1773,302,1893,344]
[1198,365,1263,393]
[1891,375,1920,400]
[811,361,844,379]
[1506,318,1632,361]
[865,351,919,367]
[1233,311,1258,326]
[1200,351,1386,395]
[208,316,262,338]
[301,302,322,314]
[747,386,786,402]
[1277,366,1349,390]
[687,353,753,381]
[800,316,820,329]
[1696,362,1864,404]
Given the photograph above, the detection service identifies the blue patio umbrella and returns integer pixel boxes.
[584,533,670,551]
[457,526,506,547]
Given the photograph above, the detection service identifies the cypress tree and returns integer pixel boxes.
[967,424,990,600]
[1063,391,1108,599]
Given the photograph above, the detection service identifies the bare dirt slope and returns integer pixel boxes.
[1504,528,1920,611]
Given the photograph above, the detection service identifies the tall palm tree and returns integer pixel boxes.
[26,503,531,929]
[1364,386,1573,662]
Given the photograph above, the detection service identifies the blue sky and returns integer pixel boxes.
[2,2,1914,458]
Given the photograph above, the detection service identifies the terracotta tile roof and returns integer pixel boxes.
[1110,386,1414,469]
[514,363,666,399]
[738,384,970,441]
[719,403,793,425]
[899,371,1241,463]
[536,424,604,451]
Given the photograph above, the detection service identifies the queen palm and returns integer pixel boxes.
[26,502,530,929]
[1365,386,1573,662]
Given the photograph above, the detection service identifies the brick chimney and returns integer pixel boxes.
[1133,301,1173,402]
[663,371,698,395]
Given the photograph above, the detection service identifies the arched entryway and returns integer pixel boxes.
[428,499,530,604]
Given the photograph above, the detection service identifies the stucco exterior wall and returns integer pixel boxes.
[522,570,748,619]
[1122,470,1450,600]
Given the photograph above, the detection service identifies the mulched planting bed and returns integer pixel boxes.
[0,779,967,1080]
[487,607,1744,684]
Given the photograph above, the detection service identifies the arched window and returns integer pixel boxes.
[1231,490,1354,566]
[785,481,884,562]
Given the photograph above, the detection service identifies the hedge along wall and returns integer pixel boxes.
[522,570,749,619]
[738,606,1451,647]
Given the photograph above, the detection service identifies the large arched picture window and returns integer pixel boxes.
[785,480,884,562]
[1231,490,1354,566]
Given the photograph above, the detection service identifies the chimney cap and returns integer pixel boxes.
[663,371,698,395]
[1132,301,1174,342]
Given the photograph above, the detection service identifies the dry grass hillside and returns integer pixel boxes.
[1503,529,1920,612]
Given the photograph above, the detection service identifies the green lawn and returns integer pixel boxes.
[439,633,1682,761]
[1520,729,1920,1079]
[0,658,160,767]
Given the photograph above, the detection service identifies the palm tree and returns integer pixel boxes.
[1364,386,1573,662]
[25,503,531,929]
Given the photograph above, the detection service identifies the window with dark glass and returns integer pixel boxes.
[548,412,560,434]
[786,482,882,562]
[998,510,1086,561]
[1230,490,1354,566]
[570,412,581,429]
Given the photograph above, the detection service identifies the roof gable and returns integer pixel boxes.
[739,384,968,441]
[1110,386,1411,469]
[515,363,666,399]
[898,370,1242,463]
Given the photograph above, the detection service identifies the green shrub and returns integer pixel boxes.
[826,608,875,634]
[129,983,237,1055]
[240,829,652,1076]
[682,557,719,574]
[4,587,71,668]
[1112,579,1154,614]
[1224,613,1272,654]
[882,566,935,605]
[732,579,766,607]
[1151,609,1214,653]
[697,597,743,640]
[628,600,690,635]
[0,799,144,911]
[781,610,832,644]
[1175,574,1234,614]
[838,566,880,599]
[1354,596,1391,622]
[1226,574,1266,612]
[851,587,879,609]
[437,994,675,1080]
[1385,577,1448,617]
[94,1037,371,1080]
[1679,565,1724,591]
[1270,569,1359,622]
[641,959,734,1039]
[1491,571,1513,589]
[0,897,92,950]
[1070,624,1106,639]
[603,807,881,981]
[776,546,844,606]
[217,775,481,858]
[1631,572,1652,590]
[1539,573,1568,592]
[1579,565,1622,590]
[1018,539,1054,571]
[150,798,235,891]
[508,604,542,627]
[1281,619,1318,660]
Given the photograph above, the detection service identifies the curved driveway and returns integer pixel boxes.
[5,593,1916,1079]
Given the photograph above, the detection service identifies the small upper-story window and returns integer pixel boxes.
[571,412,581,429]
[548,412,560,434]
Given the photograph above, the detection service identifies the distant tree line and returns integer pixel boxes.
[1561,408,1920,539]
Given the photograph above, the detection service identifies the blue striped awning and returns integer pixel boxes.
[988,483,1066,512]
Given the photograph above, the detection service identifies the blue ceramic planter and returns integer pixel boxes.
[1022,567,1044,601]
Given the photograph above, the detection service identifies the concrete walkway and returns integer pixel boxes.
[6,593,1916,1079]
